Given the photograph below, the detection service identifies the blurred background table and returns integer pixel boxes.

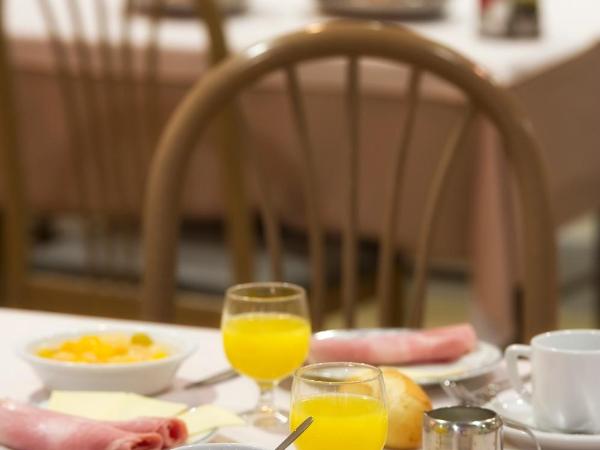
[4,0,600,342]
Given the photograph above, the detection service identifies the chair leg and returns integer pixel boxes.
[390,254,407,327]
[596,212,600,327]
[512,284,524,344]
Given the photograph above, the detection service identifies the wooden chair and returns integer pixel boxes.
[0,0,251,322]
[141,21,558,341]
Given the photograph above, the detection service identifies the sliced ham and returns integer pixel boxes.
[310,323,477,365]
[0,399,164,450]
[111,417,188,448]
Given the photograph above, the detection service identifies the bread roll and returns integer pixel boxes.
[381,367,432,449]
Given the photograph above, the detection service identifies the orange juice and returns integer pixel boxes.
[222,313,310,381]
[290,394,388,450]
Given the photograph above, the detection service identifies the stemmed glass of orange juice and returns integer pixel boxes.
[222,282,311,429]
[290,362,388,450]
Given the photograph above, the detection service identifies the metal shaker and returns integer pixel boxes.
[422,406,540,450]
[423,406,502,450]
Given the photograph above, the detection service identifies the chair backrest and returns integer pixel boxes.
[0,0,245,309]
[142,22,558,340]
[36,0,233,273]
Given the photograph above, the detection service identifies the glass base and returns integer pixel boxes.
[241,407,289,433]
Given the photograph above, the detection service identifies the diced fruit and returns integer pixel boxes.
[35,333,168,364]
[131,332,153,347]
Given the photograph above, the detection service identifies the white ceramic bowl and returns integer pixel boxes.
[19,325,196,395]
[177,445,264,450]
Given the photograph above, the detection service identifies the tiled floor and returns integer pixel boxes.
[556,215,597,329]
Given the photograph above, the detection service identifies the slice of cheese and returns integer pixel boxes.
[47,391,243,438]
[48,391,187,421]
[118,393,188,420]
[48,391,127,420]
[179,405,245,437]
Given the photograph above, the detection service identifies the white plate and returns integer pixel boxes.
[318,0,446,19]
[486,389,600,450]
[187,429,217,444]
[312,328,502,386]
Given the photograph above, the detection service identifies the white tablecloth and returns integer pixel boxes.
[0,307,521,449]
[6,0,600,85]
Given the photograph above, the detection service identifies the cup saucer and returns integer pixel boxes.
[485,389,600,450]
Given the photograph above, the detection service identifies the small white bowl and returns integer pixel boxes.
[19,325,196,395]
[177,445,264,450]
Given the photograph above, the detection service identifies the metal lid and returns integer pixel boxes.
[424,406,503,435]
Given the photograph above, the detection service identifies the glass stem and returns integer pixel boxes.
[257,380,277,414]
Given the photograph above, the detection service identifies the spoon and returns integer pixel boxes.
[274,416,313,450]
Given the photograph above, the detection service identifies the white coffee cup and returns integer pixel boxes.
[505,329,600,433]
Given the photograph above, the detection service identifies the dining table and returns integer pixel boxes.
[3,0,600,345]
[0,306,530,450]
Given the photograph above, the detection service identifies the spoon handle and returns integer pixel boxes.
[274,416,313,450]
